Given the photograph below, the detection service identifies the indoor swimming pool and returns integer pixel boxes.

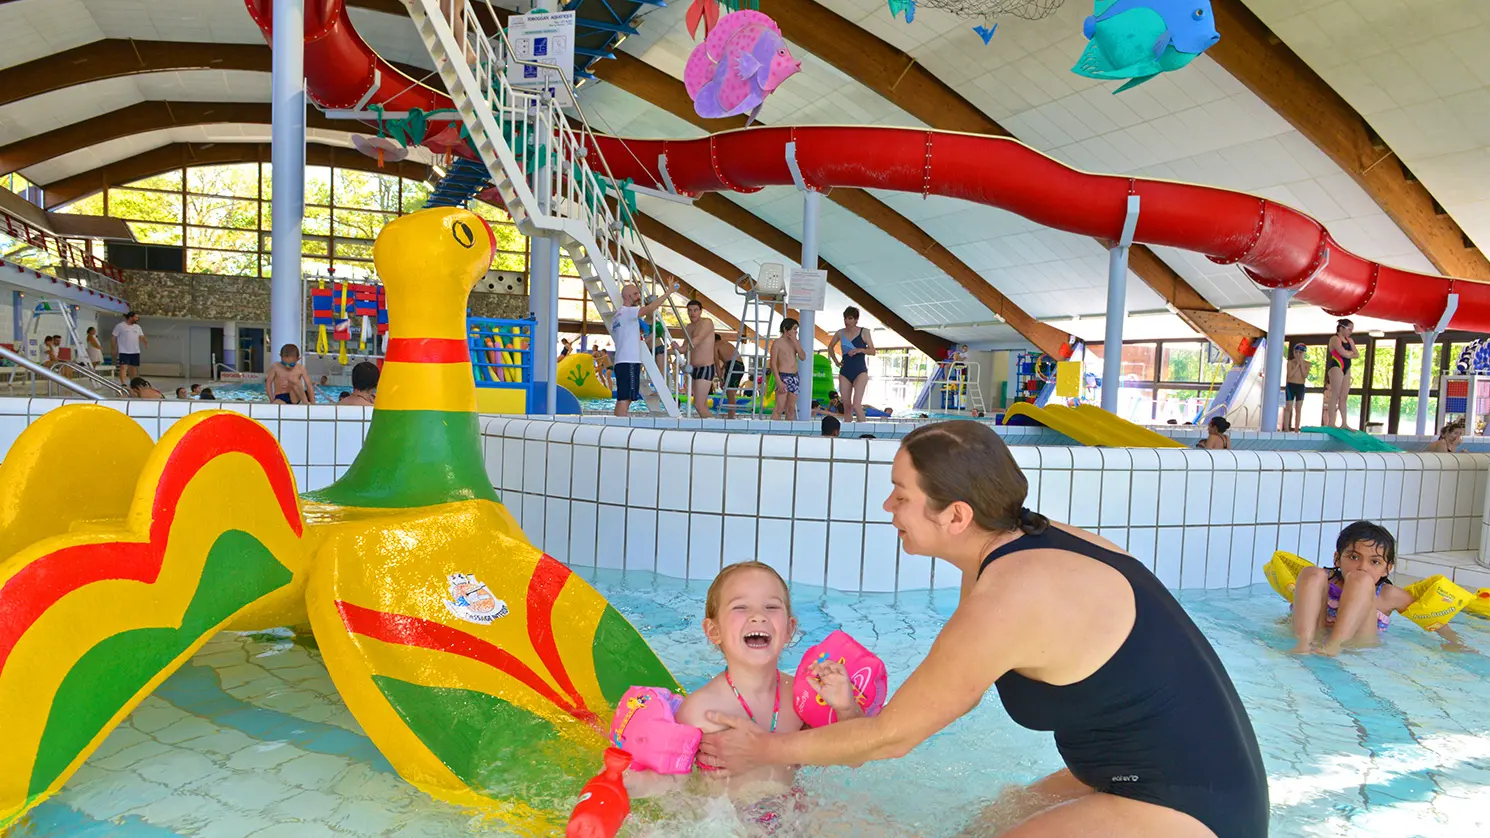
[11,570,1490,837]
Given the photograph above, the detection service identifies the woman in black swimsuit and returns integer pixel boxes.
[700,421,1268,837]
[1323,318,1358,429]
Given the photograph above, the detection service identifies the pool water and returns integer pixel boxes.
[207,382,343,405]
[12,572,1490,837]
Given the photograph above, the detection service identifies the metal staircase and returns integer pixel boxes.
[407,0,686,417]
[424,157,493,208]
[733,277,788,416]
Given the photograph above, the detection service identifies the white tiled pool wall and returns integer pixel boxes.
[0,397,372,493]
[3,397,1487,593]
[484,416,1490,593]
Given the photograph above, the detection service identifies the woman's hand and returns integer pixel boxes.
[809,660,862,718]
[698,712,770,775]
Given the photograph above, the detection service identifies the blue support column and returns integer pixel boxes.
[1101,195,1141,414]
[1260,288,1291,432]
[270,0,306,355]
[796,189,821,422]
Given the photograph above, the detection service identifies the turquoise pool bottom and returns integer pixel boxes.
[14,572,1490,837]
[206,383,343,404]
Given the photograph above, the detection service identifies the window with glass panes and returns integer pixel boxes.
[55,163,527,280]
[1090,331,1482,432]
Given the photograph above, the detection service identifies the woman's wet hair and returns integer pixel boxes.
[1439,419,1465,439]
[843,306,860,321]
[1336,318,1353,332]
[900,420,1049,535]
[1209,417,1231,434]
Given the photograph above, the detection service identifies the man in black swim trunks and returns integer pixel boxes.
[675,299,716,418]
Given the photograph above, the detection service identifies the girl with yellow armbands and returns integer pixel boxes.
[1266,522,1467,655]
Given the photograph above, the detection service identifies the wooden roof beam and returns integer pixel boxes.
[0,101,374,177]
[743,0,1260,363]
[630,211,834,347]
[0,38,435,109]
[1209,0,1490,281]
[38,141,433,208]
[625,251,763,343]
[689,194,976,359]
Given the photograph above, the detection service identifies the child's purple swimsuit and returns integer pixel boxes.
[1326,569,1391,632]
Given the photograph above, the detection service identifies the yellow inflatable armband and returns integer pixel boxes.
[1465,588,1490,618]
[1400,575,1474,632]
[1263,551,1315,602]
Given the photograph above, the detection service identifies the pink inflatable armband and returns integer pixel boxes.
[607,686,701,774]
[793,630,888,727]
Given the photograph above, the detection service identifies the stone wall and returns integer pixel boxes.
[123,270,528,322]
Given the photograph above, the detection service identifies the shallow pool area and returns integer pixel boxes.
[12,570,1490,837]
[206,383,343,405]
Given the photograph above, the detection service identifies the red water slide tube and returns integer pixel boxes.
[246,0,1490,333]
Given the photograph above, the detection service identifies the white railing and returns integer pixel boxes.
[412,0,690,412]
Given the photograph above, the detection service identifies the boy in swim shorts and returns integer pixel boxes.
[769,318,806,420]
[265,344,315,405]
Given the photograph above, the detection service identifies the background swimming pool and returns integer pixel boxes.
[11,572,1490,837]
[206,382,342,404]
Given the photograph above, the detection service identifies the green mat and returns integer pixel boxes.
[1302,426,1401,453]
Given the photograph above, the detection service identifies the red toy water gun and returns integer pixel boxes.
[566,748,632,838]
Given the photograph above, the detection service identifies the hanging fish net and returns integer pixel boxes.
[914,0,1065,19]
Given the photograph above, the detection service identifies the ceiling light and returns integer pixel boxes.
[1368,330,1385,338]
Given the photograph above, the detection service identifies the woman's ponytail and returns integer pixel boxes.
[901,421,1045,536]
[1018,506,1050,536]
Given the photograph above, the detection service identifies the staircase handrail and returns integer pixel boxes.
[463,0,694,360]
[0,345,103,400]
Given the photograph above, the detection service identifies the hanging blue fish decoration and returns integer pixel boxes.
[973,23,998,44]
[1072,0,1221,93]
[888,0,916,23]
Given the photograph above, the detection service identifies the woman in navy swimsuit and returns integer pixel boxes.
[700,421,1269,837]
[829,306,875,421]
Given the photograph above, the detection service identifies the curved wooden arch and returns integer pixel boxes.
[1209,0,1490,281]
[0,102,375,177]
[0,37,435,109]
[38,141,432,208]
[633,208,942,357]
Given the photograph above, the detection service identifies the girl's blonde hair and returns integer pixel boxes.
[705,561,792,620]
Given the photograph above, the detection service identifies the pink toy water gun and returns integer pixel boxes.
[793,630,888,727]
[607,686,701,774]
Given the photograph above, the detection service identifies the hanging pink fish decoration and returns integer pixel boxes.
[683,10,801,123]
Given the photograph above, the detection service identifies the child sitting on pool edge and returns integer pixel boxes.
[1290,521,1414,655]
[626,561,862,826]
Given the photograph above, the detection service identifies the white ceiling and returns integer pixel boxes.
[0,0,1483,349]
[1243,0,1490,256]
[0,72,272,154]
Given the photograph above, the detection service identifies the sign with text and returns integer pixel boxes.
[506,11,576,108]
[788,268,828,311]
